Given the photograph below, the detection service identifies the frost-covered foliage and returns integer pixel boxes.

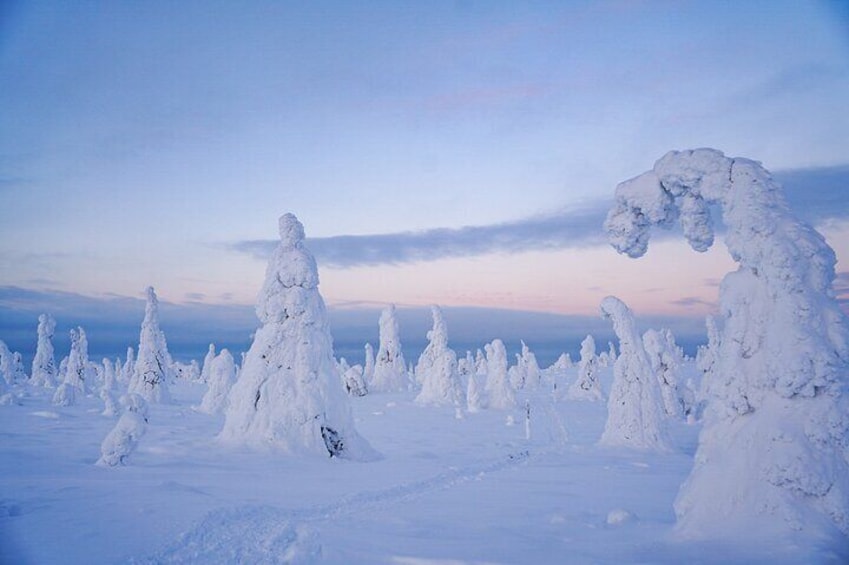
[219,214,375,459]
[341,362,368,397]
[370,304,409,393]
[474,349,487,376]
[415,306,464,408]
[458,351,474,378]
[466,371,483,413]
[695,316,720,386]
[30,314,57,387]
[642,329,685,419]
[53,327,91,406]
[363,343,375,386]
[198,349,237,414]
[200,343,216,383]
[174,360,200,382]
[100,358,118,417]
[509,341,541,390]
[551,353,572,371]
[0,340,15,385]
[598,297,670,451]
[483,339,515,410]
[119,347,134,384]
[606,148,849,541]
[568,335,602,401]
[97,394,148,467]
[128,287,173,404]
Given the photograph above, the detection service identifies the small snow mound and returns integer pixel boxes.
[30,410,60,419]
[606,509,635,526]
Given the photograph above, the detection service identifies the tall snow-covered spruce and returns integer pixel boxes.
[128,287,173,404]
[369,304,409,393]
[414,305,464,409]
[605,148,849,543]
[598,297,670,451]
[30,314,57,388]
[219,213,375,459]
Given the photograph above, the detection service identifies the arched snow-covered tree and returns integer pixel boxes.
[30,314,57,388]
[568,335,602,401]
[128,287,173,404]
[370,304,409,393]
[605,148,849,542]
[415,306,464,408]
[219,214,375,459]
[598,297,670,451]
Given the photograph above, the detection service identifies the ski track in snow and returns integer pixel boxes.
[141,449,532,564]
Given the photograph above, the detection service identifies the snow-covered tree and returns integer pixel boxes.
[341,363,368,397]
[458,350,474,379]
[484,339,515,410]
[363,343,375,386]
[642,328,685,419]
[128,287,173,404]
[53,327,91,406]
[30,314,57,387]
[120,347,135,384]
[509,341,541,390]
[415,305,464,408]
[0,340,14,385]
[551,353,572,371]
[198,349,237,414]
[97,394,148,466]
[11,352,27,384]
[100,358,118,417]
[219,213,375,459]
[598,297,670,451]
[200,343,216,383]
[474,349,487,376]
[605,148,849,541]
[568,335,602,401]
[466,371,483,413]
[370,304,409,393]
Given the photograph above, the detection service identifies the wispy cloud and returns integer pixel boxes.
[227,164,849,269]
[231,203,610,268]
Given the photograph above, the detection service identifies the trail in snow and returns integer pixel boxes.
[142,449,532,564]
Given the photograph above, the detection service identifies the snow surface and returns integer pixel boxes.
[2,363,844,563]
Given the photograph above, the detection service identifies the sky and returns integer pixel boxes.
[1,1,848,365]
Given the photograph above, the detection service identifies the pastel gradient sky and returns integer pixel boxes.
[1,1,848,362]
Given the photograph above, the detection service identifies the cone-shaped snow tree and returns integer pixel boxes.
[198,348,237,414]
[415,305,464,408]
[369,304,409,392]
[200,343,216,383]
[128,287,173,403]
[31,314,57,387]
[568,335,602,401]
[484,339,515,410]
[605,148,849,541]
[219,213,375,459]
[598,297,670,451]
[52,327,90,406]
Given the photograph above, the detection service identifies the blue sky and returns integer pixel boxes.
[1,1,848,365]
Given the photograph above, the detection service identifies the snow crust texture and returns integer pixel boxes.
[219,213,375,460]
[606,148,849,541]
